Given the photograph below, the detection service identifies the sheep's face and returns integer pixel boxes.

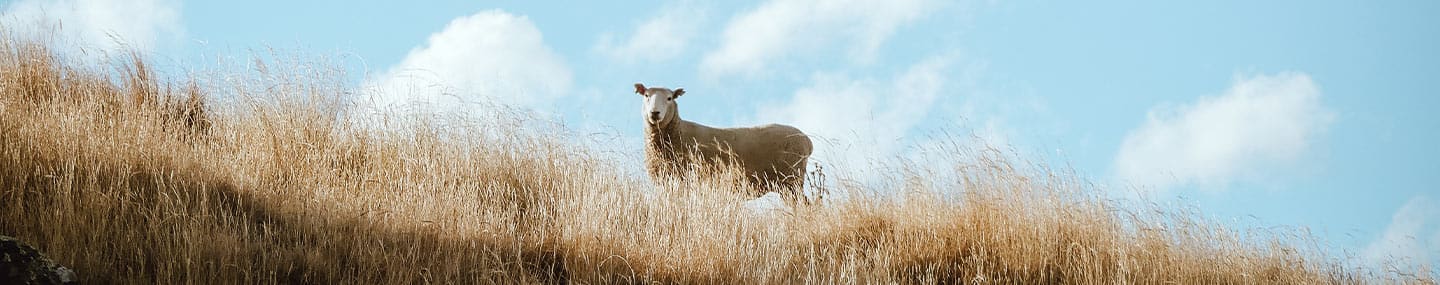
[635,83,684,127]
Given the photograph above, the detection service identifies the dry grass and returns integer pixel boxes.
[0,32,1431,284]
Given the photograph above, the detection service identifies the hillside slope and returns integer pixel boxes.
[0,35,1426,283]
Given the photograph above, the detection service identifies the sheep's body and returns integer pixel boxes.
[640,86,812,199]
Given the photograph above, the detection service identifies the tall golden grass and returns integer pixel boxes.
[0,32,1430,284]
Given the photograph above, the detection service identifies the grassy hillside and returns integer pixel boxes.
[0,34,1427,284]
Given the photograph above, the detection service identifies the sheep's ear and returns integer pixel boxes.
[634,83,646,95]
[673,88,685,98]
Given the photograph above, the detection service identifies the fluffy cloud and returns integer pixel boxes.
[700,0,936,78]
[593,3,704,64]
[1364,196,1440,272]
[1,0,183,53]
[751,56,950,172]
[1113,72,1334,191]
[367,10,572,111]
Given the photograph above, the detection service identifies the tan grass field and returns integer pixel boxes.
[0,32,1431,284]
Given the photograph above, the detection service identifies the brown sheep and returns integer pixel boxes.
[635,83,813,200]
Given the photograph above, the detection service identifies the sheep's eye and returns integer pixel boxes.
[667,96,674,101]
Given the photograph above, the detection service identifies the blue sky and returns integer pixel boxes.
[4,0,1436,269]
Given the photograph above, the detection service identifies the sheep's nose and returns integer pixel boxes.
[650,111,660,120]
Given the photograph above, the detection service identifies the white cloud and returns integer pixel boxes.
[700,0,937,78]
[366,10,572,112]
[751,56,950,172]
[1364,195,1440,272]
[1113,72,1334,191]
[593,3,704,64]
[1,0,183,54]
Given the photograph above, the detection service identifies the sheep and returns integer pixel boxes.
[634,83,813,200]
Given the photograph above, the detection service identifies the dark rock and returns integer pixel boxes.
[0,235,76,285]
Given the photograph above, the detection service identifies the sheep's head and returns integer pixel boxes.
[635,83,684,128]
